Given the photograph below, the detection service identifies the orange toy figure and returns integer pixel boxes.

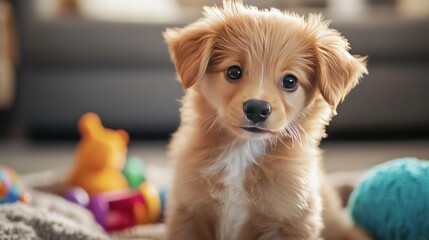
[68,113,129,195]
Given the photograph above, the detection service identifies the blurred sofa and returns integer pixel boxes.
[13,0,429,138]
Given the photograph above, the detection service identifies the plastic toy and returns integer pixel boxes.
[68,112,129,195]
[65,113,166,231]
[0,164,31,204]
[139,181,161,223]
[158,187,168,222]
[123,156,146,189]
[348,158,429,240]
[66,171,165,231]
[64,187,90,206]
[89,190,142,231]
[87,181,161,231]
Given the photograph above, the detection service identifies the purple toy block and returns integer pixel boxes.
[88,189,143,230]
[64,187,90,207]
[88,193,109,228]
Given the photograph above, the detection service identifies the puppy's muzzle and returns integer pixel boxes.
[243,99,272,123]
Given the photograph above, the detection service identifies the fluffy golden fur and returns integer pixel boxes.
[163,1,368,239]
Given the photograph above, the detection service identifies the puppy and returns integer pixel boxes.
[163,1,368,239]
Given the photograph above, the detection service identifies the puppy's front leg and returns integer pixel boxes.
[320,174,371,240]
[165,204,215,240]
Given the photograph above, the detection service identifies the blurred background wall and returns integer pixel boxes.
[0,0,428,140]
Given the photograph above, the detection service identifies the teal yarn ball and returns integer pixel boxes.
[349,158,429,240]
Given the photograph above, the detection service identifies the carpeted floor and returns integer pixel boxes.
[1,140,429,176]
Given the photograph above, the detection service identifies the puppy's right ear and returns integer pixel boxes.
[307,14,368,112]
[163,23,214,90]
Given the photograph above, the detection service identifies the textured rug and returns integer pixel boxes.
[0,169,165,240]
[0,169,362,240]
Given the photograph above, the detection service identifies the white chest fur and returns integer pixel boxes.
[204,140,266,240]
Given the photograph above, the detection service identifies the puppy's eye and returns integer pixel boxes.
[226,65,242,81]
[281,74,298,92]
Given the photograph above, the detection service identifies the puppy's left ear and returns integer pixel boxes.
[163,22,215,90]
[309,15,368,112]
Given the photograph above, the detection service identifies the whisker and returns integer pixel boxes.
[286,126,296,148]
[292,121,308,149]
[206,115,221,133]
[290,122,302,148]
[215,119,224,132]
[295,121,309,143]
[276,135,291,149]
[268,137,275,149]
[201,112,219,131]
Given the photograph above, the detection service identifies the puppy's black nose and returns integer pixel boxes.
[243,99,272,123]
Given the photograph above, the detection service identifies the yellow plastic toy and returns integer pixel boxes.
[139,181,161,224]
[68,113,129,195]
